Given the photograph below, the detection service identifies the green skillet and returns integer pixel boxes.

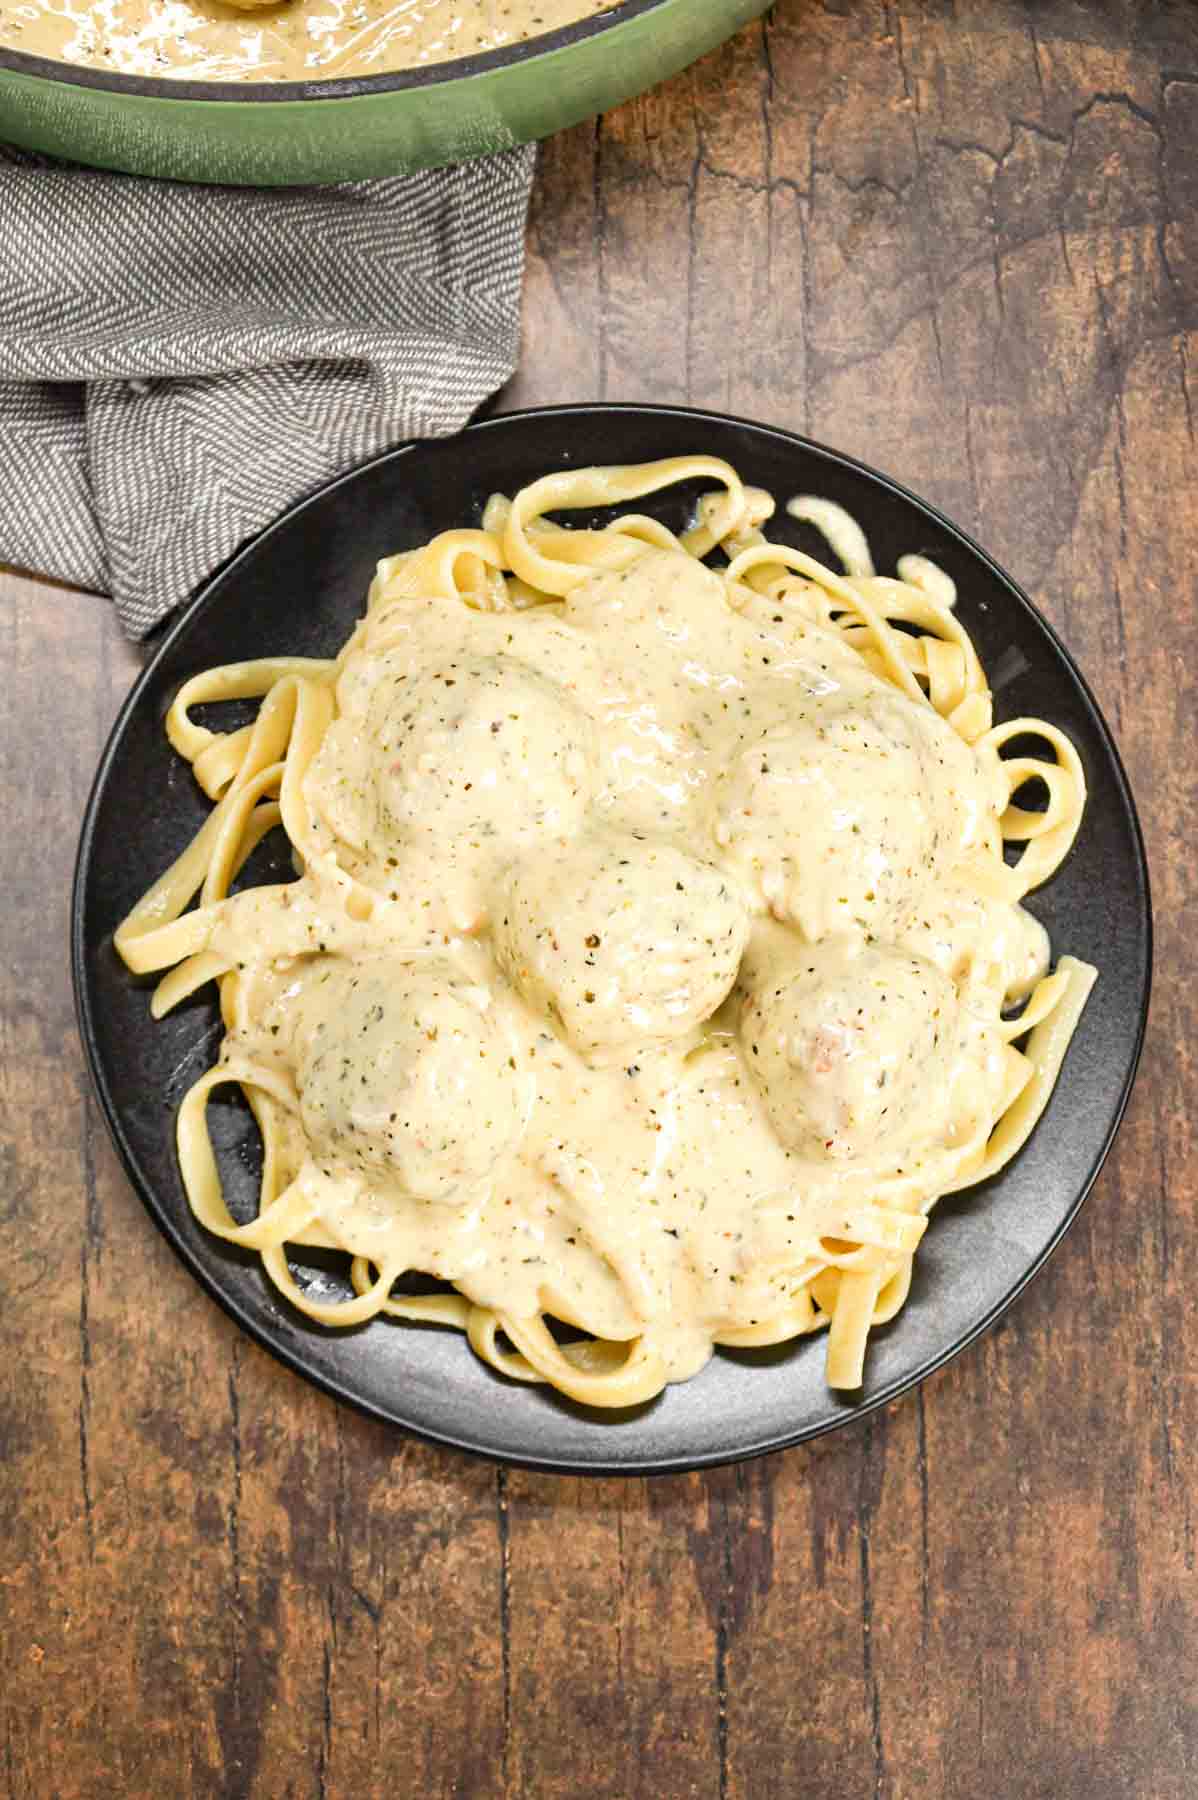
[0,0,766,184]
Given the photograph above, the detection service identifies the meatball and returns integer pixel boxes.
[370,654,593,852]
[494,833,750,1064]
[740,939,959,1161]
[713,691,984,942]
[309,653,595,874]
[294,960,523,1202]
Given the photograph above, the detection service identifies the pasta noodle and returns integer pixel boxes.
[116,455,1093,1406]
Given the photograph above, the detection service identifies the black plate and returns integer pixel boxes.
[72,404,1152,1475]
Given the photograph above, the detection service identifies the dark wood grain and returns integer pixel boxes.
[3,1,1195,1794]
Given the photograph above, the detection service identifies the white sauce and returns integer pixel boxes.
[0,0,619,80]
[213,546,1048,1383]
[0,0,615,78]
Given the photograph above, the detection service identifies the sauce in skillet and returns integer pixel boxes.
[0,0,621,82]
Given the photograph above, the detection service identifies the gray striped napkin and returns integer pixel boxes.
[0,142,536,637]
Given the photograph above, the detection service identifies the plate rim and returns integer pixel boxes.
[71,401,1154,1475]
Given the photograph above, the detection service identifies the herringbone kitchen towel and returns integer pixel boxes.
[0,142,536,637]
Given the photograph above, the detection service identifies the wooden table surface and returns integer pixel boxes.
[3,2,1195,1795]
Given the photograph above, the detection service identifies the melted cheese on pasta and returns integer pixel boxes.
[116,454,1094,1404]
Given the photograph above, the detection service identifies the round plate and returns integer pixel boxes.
[73,404,1152,1474]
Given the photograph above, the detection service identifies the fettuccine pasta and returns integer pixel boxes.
[116,456,1093,1404]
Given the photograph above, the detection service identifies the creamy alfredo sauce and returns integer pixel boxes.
[0,0,618,82]
[209,547,1049,1385]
